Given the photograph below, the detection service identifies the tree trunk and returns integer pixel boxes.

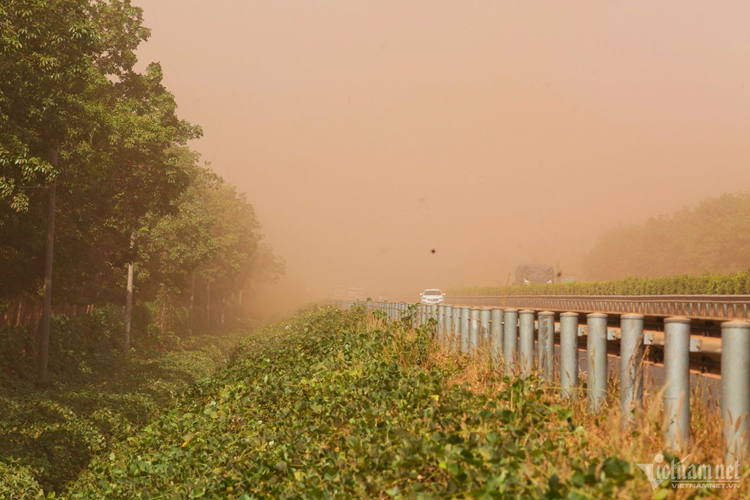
[221,298,225,326]
[37,179,57,388]
[160,298,166,333]
[15,298,23,328]
[189,271,195,336]
[123,228,135,352]
[206,282,211,329]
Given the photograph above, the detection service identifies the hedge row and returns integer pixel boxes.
[68,306,638,498]
[447,269,750,296]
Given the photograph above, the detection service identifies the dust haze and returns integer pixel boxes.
[132,1,750,315]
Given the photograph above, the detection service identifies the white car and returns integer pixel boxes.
[420,289,445,305]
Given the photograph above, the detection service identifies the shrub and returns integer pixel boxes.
[447,269,750,296]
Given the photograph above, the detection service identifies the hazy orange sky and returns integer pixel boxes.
[133,1,750,305]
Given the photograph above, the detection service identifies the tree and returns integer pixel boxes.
[140,151,217,334]
[0,0,151,385]
[141,158,284,333]
[103,65,200,351]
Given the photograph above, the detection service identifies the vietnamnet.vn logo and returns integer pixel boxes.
[636,453,741,490]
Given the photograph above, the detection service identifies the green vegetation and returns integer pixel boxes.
[1,0,283,385]
[66,306,636,498]
[1,2,284,494]
[448,269,750,296]
[0,306,248,496]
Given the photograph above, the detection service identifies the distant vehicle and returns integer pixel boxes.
[420,289,445,304]
[515,264,555,285]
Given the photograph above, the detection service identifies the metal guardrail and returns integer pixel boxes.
[331,298,750,462]
[445,295,750,321]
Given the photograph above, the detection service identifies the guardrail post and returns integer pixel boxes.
[538,311,555,381]
[479,308,490,353]
[431,305,438,337]
[443,305,452,344]
[518,310,534,375]
[664,316,690,450]
[460,306,470,353]
[560,312,579,398]
[620,314,644,426]
[587,313,608,413]
[429,305,437,336]
[453,307,461,352]
[503,308,519,375]
[437,305,445,341]
[490,308,503,367]
[470,308,481,355]
[722,320,750,462]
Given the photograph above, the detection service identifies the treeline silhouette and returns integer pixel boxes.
[584,190,750,281]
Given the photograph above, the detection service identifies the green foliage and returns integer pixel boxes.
[0,307,247,495]
[448,268,750,296]
[0,0,96,208]
[0,0,148,209]
[70,306,635,498]
[0,1,283,314]
[0,462,43,499]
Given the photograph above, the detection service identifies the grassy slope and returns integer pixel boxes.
[69,306,639,499]
[0,333,244,498]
